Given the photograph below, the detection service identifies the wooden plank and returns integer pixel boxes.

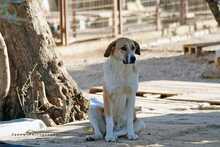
[89,86,103,94]
[139,80,220,95]
[89,86,177,97]
[89,81,220,104]
[183,41,220,56]
[90,81,220,95]
[184,41,220,48]
[140,80,220,104]
[167,94,220,105]
[143,94,161,99]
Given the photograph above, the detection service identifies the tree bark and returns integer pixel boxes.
[206,0,220,77]
[0,32,10,120]
[0,0,88,125]
[206,0,220,26]
[0,33,10,99]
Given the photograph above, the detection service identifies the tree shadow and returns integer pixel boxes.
[3,111,220,147]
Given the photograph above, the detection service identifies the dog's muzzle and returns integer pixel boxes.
[123,55,136,64]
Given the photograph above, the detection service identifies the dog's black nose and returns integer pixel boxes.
[130,56,136,63]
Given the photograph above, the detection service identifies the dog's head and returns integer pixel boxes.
[104,38,140,64]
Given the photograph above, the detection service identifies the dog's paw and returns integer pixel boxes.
[127,133,138,140]
[86,133,103,141]
[95,132,104,139]
[105,134,117,142]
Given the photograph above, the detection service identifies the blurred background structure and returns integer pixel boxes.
[45,0,217,46]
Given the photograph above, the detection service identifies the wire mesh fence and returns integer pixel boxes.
[188,0,213,21]
[121,0,158,34]
[68,0,115,41]
[45,0,216,45]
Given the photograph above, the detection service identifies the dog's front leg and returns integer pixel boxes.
[126,93,138,140]
[103,86,117,142]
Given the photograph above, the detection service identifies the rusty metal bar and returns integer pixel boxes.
[156,0,161,31]
[64,0,67,45]
[118,0,123,35]
[72,0,77,37]
[180,0,188,25]
[59,0,63,45]
[112,0,118,37]
[59,0,67,46]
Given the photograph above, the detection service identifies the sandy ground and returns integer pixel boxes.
[59,29,220,91]
[2,96,220,147]
[2,35,220,146]
[63,48,219,91]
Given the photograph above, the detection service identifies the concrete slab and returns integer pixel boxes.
[0,118,47,137]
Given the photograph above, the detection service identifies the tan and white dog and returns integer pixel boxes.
[87,38,145,142]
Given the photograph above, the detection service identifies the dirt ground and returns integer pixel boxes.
[2,36,220,147]
[2,95,220,147]
[63,48,219,91]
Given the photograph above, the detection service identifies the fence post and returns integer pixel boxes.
[112,0,118,37]
[118,0,123,35]
[59,0,67,45]
[64,0,67,45]
[156,0,161,31]
[72,0,77,38]
[59,0,63,45]
[180,0,188,25]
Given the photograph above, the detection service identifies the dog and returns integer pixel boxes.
[87,37,145,142]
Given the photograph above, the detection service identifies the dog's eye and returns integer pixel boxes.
[121,47,126,51]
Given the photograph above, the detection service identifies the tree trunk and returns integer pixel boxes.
[0,33,10,99]
[206,0,220,26]
[0,32,10,120]
[204,0,220,78]
[0,0,88,125]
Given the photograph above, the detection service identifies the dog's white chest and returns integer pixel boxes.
[104,58,138,129]
[104,59,138,94]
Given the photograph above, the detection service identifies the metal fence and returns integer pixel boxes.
[70,0,115,41]
[46,0,215,45]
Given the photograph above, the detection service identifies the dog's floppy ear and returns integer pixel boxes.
[104,40,116,57]
[133,40,141,55]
